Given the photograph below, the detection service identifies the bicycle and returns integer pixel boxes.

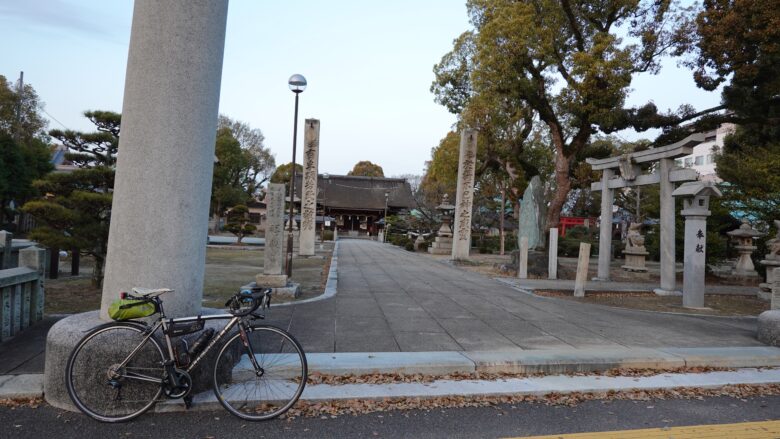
[64,287,307,423]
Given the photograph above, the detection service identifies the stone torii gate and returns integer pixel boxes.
[586,133,705,294]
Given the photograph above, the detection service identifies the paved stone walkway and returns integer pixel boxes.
[265,240,762,353]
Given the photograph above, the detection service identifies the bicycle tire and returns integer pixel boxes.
[212,324,307,421]
[65,322,166,422]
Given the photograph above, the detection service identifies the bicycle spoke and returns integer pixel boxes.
[213,325,307,421]
[66,324,165,422]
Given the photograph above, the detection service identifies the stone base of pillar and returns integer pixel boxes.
[757,310,780,346]
[732,269,761,279]
[243,281,300,300]
[653,288,682,297]
[45,309,226,412]
[255,274,288,288]
[429,237,453,255]
[622,249,649,272]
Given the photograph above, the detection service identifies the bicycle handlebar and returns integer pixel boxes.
[225,288,272,317]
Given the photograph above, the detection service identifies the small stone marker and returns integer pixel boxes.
[256,183,287,288]
[518,236,529,279]
[548,228,558,280]
[574,242,591,297]
[299,119,320,257]
[672,181,721,308]
[451,129,478,260]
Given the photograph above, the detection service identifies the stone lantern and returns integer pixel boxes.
[428,194,456,255]
[726,219,763,279]
[672,181,722,308]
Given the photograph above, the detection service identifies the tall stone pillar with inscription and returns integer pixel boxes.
[256,184,288,287]
[451,129,478,260]
[298,119,320,256]
[672,181,721,308]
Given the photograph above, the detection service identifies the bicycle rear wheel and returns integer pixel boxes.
[213,324,307,421]
[65,322,166,422]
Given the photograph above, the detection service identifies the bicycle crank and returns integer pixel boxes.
[163,369,192,399]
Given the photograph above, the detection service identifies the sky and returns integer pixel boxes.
[0,0,723,178]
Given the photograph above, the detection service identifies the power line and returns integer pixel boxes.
[40,107,70,131]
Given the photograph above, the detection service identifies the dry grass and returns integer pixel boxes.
[44,245,333,314]
[535,290,769,316]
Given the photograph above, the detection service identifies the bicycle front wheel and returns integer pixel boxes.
[65,322,166,422]
[213,324,307,421]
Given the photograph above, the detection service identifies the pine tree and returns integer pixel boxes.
[22,111,119,287]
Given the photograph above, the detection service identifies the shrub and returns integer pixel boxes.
[559,226,597,257]
[322,230,334,241]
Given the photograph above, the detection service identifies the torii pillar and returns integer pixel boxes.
[101,0,229,319]
[587,134,706,295]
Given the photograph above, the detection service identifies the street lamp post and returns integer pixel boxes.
[286,74,306,278]
[383,192,389,242]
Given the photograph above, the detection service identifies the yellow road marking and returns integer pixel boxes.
[507,420,780,438]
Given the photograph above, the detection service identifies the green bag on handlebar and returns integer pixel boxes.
[108,299,157,321]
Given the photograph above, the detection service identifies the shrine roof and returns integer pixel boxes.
[295,174,416,210]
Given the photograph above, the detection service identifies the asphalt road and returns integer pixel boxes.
[2,395,778,439]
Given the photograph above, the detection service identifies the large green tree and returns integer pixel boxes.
[348,161,385,177]
[269,162,303,189]
[22,111,119,287]
[211,116,275,232]
[0,74,48,144]
[683,0,780,223]
[0,75,52,225]
[217,115,275,195]
[434,0,694,229]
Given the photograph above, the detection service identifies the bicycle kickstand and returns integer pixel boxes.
[183,394,193,409]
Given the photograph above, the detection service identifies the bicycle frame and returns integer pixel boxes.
[113,312,256,387]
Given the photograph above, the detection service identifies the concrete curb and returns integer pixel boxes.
[0,374,43,399]
[156,367,780,412]
[274,240,339,307]
[5,345,780,401]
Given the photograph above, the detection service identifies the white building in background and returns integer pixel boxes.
[674,123,736,182]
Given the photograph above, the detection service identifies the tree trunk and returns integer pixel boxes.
[499,187,505,256]
[92,255,105,289]
[546,150,573,235]
[213,200,222,234]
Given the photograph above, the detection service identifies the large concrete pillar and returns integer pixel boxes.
[298,119,320,256]
[596,168,614,280]
[451,129,478,260]
[100,0,229,319]
[656,158,678,295]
